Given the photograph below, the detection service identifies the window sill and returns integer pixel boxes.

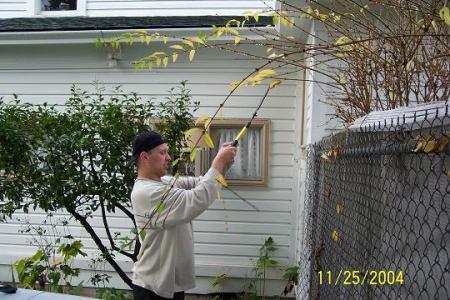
[38,11,85,17]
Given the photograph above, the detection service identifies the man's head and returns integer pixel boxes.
[132,131,171,178]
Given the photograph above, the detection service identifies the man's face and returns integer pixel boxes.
[142,143,171,178]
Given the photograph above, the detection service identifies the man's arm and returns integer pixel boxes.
[134,143,236,229]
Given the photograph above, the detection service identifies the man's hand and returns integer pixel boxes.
[211,142,237,175]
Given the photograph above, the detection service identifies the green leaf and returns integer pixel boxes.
[139,230,146,241]
[272,15,279,25]
[48,271,61,285]
[171,158,180,166]
[190,148,197,162]
[95,37,102,48]
[156,202,166,214]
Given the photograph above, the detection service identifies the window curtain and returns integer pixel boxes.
[210,128,261,179]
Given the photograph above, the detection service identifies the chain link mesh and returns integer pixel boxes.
[297,104,449,300]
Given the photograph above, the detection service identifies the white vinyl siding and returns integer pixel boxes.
[0,0,276,18]
[0,42,300,294]
[0,0,28,18]
[85,0,275,17]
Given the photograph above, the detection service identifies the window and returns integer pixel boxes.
[37,0,85,16]
[41,0,77,11]
[204,119,270,186]
[149,118,270,185]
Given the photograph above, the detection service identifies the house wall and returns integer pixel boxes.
[0,0,276,18]
[0,41,301,295]
[86,0,275,17]
[0,0,28,18]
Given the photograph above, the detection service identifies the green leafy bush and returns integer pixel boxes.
[1,82,198,288]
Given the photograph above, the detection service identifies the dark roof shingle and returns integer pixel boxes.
[0,15,272,32]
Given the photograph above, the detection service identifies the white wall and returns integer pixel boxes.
[0,0,28,18]
[0,0,275,18]
[0,41,301,295]
[86,0,275,17]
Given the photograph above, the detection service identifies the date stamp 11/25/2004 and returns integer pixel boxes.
[318,270,404,286]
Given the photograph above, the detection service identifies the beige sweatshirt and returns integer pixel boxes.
[131,168,221,298]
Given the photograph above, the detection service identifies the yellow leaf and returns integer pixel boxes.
[172,52,178,63]
[272,15,279,25]
[331,229,339,242]
[190,148,197,162]
[226,28,240,36]
[258,69,276,77]
[171,158,180,167]
[151,51,167,57]
[182,39,194,48]
[226,19,241,27]
[185,127,202,140]
[190,37,205,45]
[289,17,295,28]
[163,57,169,67]
[423,138,436,153]
[414,138,425,152]
[336,203,342,214]
[216,191,223,202]
[268,52,283,59]
[321,152,331,162]
[145,35,152,45]
[52,257,62,266]
[335,36,350,46]
[189,50,195,62]
[203,133,215,148]
[195,114,210,126]
[229,80,241,89]
[269,79,283,90]
[139,35,145,43]
[170,45,184,50]
[215,174,228,187]
[204,117,212,130]
[431,20,438,33]
[439,6,450,25]
[163,36,169,44]
[234,36,241,44]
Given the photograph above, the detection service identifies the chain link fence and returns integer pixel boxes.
[297,102,449,300]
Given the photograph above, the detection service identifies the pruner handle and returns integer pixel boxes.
[231,126,248,147]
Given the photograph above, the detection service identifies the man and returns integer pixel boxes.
[130,131,236,300]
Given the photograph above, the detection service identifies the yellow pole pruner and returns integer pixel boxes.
[231,81,276,146]
[227,81,281,210]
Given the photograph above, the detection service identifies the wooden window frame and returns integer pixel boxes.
[202,118,270,187]
[149,117,270,186]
